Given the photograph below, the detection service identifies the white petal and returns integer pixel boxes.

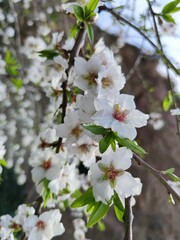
[116,94,135,111]
[112,147,132,170]
[74,57,88,75]
[31,167,45,183]
[56,124,69,138]
[127,110,149,127]
[89,162,102,185]
[93,181,113,204]
[115,172,142,198]
[112,121,137,140]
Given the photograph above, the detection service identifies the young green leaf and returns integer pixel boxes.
[71,187,95,208]
[73,5,84,22]
[162,0,180,14]
[162,14,176,24]
[115,135,147,155]
[86,0,99,13]
[71,189,82,199]
[86,23,94,43]
[99,133,114,154]
[38,49,59,59]
[0,159,7,167]
[70,23,79,38]
[163,90,173,111]
[87,202,109,228]
[12,78,23,90]
[42,178,52,207]
[113,192,125,222]
[162,168,180,182]
[97,220,106,231]
[83,124,109,135]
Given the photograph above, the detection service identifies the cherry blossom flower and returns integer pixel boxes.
[30,149,63,184]
[97,64,125,97]
[74,55,102,95]
[92,94,149,140]
[89,147,142,204]
[56,110,84,145]
[48,161,80,195]
[0,214,21,240]
[23,209,65,240]
[70,135,98,167]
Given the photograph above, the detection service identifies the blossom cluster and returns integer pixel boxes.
[0,204,64,240]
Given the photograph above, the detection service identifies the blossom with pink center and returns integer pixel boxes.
[23,209,65,240]
[92,94,149,140]
[89,147,142,204]
[30,149,63,184]
[74,55,102,95]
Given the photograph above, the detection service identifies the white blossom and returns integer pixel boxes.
[23,209,65,240]
[92,94,149,140]
[89,147,142,204]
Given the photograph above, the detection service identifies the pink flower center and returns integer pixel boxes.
[42,158,52,170]
[36,220,46,230]
[71,125,82,137]
[106,168,121,180]
[112,104,127,122]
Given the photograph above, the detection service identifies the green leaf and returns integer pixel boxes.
[86,23,94,43]
[71,189,82,199]
[111,140,116,152]
[97,220,106,231]
[71,187,95,208]
[70,23,79,38]
[167,6,180,13]
[0,159,7,167]
[162,168,180,182]
[115,135,147,155]
[113,191,125,222]
[12,78,23,89]
[162,0,180,14]
[42,178,52,207]
[73,5,84,21]
[83,124,109,135]
[162,14,176,24]
[163,90,173,111]
[99,133,114,154]
[38,49,59,59]
[87,202,109,228]
[86,0,99,13]
[5,50,20,76]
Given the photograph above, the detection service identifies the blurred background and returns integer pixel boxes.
[0,0,180,239]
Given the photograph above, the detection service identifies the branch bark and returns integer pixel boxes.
[55,24,86,153]
[123,196,133,240]
[133,153,180,203]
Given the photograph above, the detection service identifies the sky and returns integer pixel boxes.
[97,0,180,92]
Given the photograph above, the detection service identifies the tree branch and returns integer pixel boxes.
[98,5,180,76]
[123,196,133,240]
[55,24,86,153]
[133,153,180,202]
[147,0,180,140]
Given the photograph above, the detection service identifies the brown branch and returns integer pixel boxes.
[55,23,86,153]
[133,153,180,202]
[98,5,180,76]
[123,196,133,240]
[147,0,180,140]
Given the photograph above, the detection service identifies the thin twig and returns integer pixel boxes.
[98,5,180,76]
[55,24,86,153]
[123,196,133,240]
[147,0,180,140]
[133,153,180,202]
